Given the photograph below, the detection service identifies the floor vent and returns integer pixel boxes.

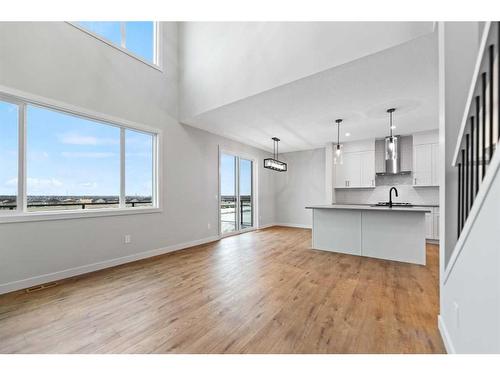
[25,282,58,293]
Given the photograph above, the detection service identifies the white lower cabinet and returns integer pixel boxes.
[425,207,440,240]
[425,213,433,239]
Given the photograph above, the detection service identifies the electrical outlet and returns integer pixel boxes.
[453,301,460,329]
[207,222,211,229]
[124,234,132,244]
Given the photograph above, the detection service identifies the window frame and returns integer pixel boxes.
[0,89,161,224]
[67,21,162,72]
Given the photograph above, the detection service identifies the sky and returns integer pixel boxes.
[77,22,154,62]
[220,153,252,196]
[0,101,153,197]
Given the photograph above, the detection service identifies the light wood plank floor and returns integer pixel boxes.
[0,227,444,353]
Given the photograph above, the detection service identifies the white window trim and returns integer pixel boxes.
[0,85,162,224]
[66,21,163,72]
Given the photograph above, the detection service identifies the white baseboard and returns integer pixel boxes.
[257,223,277,229]
[274,222,312,229]
[438,314,455,354]
[0,235,220,295]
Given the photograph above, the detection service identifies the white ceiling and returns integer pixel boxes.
[183,30,438,154]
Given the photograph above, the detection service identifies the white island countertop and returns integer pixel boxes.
[305,204,431,213]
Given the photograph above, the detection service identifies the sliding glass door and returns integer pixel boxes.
[219,152,254,235]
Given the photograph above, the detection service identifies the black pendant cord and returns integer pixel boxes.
[337,121,340,147]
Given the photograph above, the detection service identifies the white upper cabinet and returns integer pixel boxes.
[360,151,375,187]
[334,140,375,188]
[413,130,439,187]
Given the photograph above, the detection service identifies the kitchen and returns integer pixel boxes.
[307,123,440,265]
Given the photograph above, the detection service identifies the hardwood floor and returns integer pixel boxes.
[0,227,444,353]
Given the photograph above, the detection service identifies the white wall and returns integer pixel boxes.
[439,157,500,353]
[178,22,434,120]
[274,148,326,227]
[0,22,276,293]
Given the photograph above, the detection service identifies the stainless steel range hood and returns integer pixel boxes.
[376,135,411,176]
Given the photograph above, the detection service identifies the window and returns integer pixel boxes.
[0,100,18,211]
[75,21,158,65]
[0,93,158,218]
[125,129,154,207]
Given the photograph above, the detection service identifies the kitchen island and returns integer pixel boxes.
[305,204,431,265]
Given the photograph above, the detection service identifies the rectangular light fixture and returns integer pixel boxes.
[263,158,287,171]
[264,137,287,172]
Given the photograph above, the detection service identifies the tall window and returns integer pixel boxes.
[75,22,157,64]
[0,100,18,210]
[0,93,158,216]
[125,129,154,207]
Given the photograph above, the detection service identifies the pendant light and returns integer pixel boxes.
[387,108,396,151]
[264,137,287,172]
[334,119,343,165]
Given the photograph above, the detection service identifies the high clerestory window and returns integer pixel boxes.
[73,22,159,67]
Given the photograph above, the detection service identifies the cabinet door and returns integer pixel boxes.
[425,212,433,239]
[360,151,375,187]
[431,143,439,186]
[414,144,432,186]
[343,152,361,187]
[433,213,440,239]
[334,159,346,188]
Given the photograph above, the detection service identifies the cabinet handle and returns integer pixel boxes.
[372,179,374,186]
[414,178,417,185]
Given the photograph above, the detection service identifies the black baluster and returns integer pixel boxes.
[458,160,462,238]
[461,149,465,230]
[490,45,494,161]
[465,134,470,217]
[482,72,487,179]
[470,116,475,206]
[476,96,480,194]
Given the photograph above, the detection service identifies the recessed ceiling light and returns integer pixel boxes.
[345,132,351,137]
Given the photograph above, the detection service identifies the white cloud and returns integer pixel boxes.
[80,182,97,189]
[61,152,115,158]
[58,133,98,145]
[27,177,63,189]
[28,151,49,161]
[57,133,119,146]
[5,177,17,187]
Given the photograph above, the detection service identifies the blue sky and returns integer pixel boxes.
[1,101,153,197]
[220,153,252,196]
[0,101,18,196]
[77,22,154,62]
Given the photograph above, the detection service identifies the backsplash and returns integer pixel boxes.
[375,173,413,186]
[335,185,439,206]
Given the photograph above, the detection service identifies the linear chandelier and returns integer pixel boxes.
[264,137,287,172]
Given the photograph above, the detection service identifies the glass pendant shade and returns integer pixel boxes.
[333,119,343,165]
[334,144,343,165]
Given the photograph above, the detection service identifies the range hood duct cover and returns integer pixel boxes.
[384,135,401,174]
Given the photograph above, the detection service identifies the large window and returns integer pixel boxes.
[0,93,158,217]
[75,22,157,65]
